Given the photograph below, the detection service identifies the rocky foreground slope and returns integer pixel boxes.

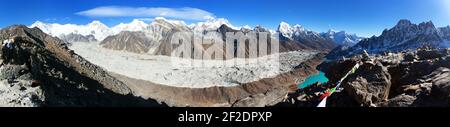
[278,47,450,107]
[0,25,163,106]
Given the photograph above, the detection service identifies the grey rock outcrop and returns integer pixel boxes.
[101,31,153,54]
[58,33,97,44]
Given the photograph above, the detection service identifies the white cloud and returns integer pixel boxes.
[76,6,215,21]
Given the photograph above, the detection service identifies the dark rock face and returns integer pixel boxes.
[101,31,153,54]
[342,62,391,106]
[381,94,417,107]
[318,59,357,83]
[290,35,336,51]
[0,25,165,106]
[216,24,311,54]
[416,49,443,60]
[58,33,97,44]
[428,68,450,99]
[276,22,337,51]
[318,60,392,107]
[439,26,450,40]
[403,52,418,62]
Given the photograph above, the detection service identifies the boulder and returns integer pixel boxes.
[428,67,450,99]
[416,49,443,60]
[342,62,392,106]
[403,52,417,62]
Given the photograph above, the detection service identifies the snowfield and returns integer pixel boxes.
[69,42,318,88]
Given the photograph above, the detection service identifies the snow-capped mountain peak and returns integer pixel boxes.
[86,20,112,39]
[152,17,188,27]
[253,25,267,32]
[31,21,46,28]
[30,21,50,33]
[293,24,304,31]
[30,20,112,41]
[241,25,252,30]
[129,19,148,27]
[30,17,361,48]
[30,17,237,42]
[326,29,338,35]
[112,19,149,33]
[277,21,293,38]
[320,29,363,46]
[152,17,177,26]
[88,20,107,28]
[190,17,235,32]
[292,24,306,36]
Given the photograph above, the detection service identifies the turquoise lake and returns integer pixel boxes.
[298,71,329,89]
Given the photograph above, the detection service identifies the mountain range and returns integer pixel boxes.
[321,29,363,46]
[30,17,236,42]
[327,19,450,59]
[30,18,450,60]
[30,17,363,54]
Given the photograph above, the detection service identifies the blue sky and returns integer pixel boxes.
[0,0,449,37]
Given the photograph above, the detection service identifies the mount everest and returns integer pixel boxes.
[30,17,236,43]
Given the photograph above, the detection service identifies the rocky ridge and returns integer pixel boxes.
[327,20,450,59]
[0,25,164,106]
